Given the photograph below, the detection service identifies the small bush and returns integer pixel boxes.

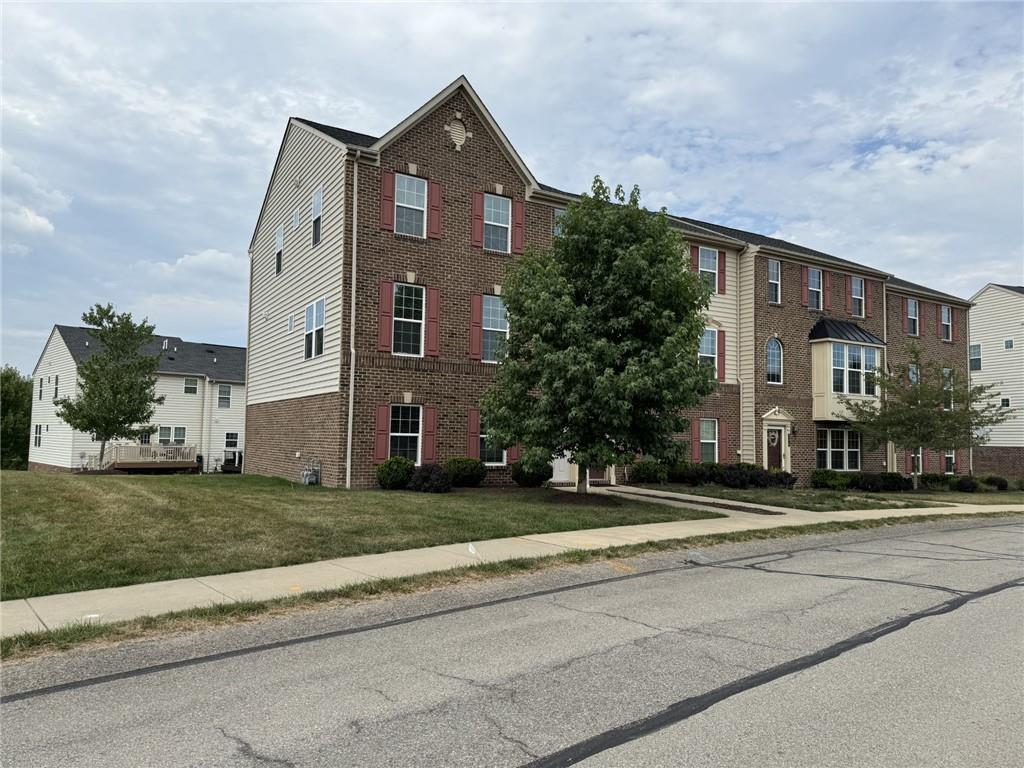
[849,472,884,492]
[952,475,979,493]
[810,469,851,490]
[631,458,668,484]
[376,457,415,490]
[919,473,951,491]
[443,457,487,487]
[668,462,706,485]
[407,463,452,493]
[982,475,1009,491]
[511,459,553,488]
[774,471,798,488]
[879,472,913,492]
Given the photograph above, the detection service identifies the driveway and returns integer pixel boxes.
[2,517,1022,767]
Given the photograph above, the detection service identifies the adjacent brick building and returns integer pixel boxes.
[244,76,972,488]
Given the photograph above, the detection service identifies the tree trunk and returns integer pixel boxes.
[576,468,589,494]
[911,470,919,490]
[98,439,107,467]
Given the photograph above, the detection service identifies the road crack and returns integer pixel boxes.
[217,728,296,767]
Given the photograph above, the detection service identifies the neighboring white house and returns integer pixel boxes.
[29,325,246,473]
[968,284,1024,477]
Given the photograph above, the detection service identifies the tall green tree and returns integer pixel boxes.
[55,304,164,465]
[1,365,33,470]
[841,346,1012,488]
[482,177,715,493]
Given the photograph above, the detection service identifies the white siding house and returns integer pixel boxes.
[968,284,1024,450]
[29,326,247,472]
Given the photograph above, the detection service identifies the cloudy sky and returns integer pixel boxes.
[2,2,1022,373]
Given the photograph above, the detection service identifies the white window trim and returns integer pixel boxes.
[699,418,719,463]
[943,367,953,411]
[553,208,566,236]
[389,404,422,466]
[1005,339,1015,350]
[816,428,861,472]
[304,297,326,361]
[767,259,781,304]
[941,304,952,341]
[698,247,719,294]
[184,377,198,395]
[851,276,865,317]
[831,342,879,397]
[944,448,955,475]
[766,338,784,385]
[907,298,919,336]
[699,328,718,379]
[394,173,427,239]
[807,267,823,310]
[159,426,188,446]
[392,283,426,358]
[218,384,231,409]
[225,432,239,449]
[481,294,509,365]
[479,422,507,467]
[483,193,511,254]
[311,185,324,247]
[969,343,982,371]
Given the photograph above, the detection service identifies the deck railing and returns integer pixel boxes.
[108,444,197,464]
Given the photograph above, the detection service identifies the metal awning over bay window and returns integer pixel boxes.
[808,318,885,421]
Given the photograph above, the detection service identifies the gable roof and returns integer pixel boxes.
[55,326,246,382]
[995,284,1024,296]
[808,317,885,346]
[886,277,970,306]
[291,117,378,148]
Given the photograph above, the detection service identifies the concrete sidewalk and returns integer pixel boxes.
[3,490,1021,639]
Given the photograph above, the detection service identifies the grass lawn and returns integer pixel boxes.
[0,471,722,600]
[640,484,1024,512]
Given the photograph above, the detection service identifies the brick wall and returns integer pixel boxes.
[972,446,1024,480]
[27,461,71,473]
[245,392,344,486]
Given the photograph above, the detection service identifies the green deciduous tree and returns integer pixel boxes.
[841,346,1012,489]
[482,177,716,493]
[1,365,33,470]
[55,304,164,466]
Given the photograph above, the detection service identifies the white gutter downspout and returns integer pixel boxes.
[345,151,361,488]
[881,280,891,470]
[198,375,207,472]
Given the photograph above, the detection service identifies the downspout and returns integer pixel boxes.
[198,375,207,472]
[735,245,746,464]
[966,305,973,476]
[345,151,361,488]
[881,280,890,470]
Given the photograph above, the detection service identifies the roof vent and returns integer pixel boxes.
[85,340,89,347]
[162,339,169,350]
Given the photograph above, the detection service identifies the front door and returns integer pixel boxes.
[767,428,783,470]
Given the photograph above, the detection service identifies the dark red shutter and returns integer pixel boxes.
[380,170,395,231]
[422,406,437,463]
[952,309,960,341]
[378,281,394,352]
[902,297,909,333]
[905,450,912,474]
[866,280,874,317]
[427,180,443,239]
[717,250,726,294]
[691,420,701,462]
[512,200,525,253]
[718,420,728,463]
[717,329,726,382]
[469,293,483,360]
[471,192,484,248]
[467,408,480,459]
[374,404,390,462]
[935,303,942,339]
[690,244,699,273]
[846,275,853,314]
[426,287,440,357]
[507,444,522,463]
[824,272,833,311]
[801,266,809,307]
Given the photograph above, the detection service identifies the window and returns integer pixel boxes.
[767,259,781,304]
[807,267,822,310]
[851,277,865,317]
[483,194,511,252]
[218,384,231,409]
[53,375,58,400]
[698,247,718,293]
[389,405,421,463]
[275,224,284,275]
[553,208,566,236]
[699,419,718,463]
[911,447,922,475]
[394,173,427,237]
[158,426,187,445]
[765,338,783,384]
[482,295,509,363]
[832,343,879,396]
[940,304,952,341]
[225,432,239,449]
[906,298,919,336]
[699,328,718,375]
[969,344,981,371]
[311,186,323,246]
[943,368,953,410]
[38,378,43,401]
[159,427,171,445]
[479,419,505,465]
[304,298,325,359]
[816,428,859,470]
[944,449,955,475]
[1001,397,1011,408]
[908,363,919,384]
[1005,339,1015,350]
[139,431,151,445]
[184,377,198,395]
[33,425,42,448]
[173,427,186,445]
[392,283,424,356]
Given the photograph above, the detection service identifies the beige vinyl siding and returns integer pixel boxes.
[203,380,247,469]
[247,121,347,405]
[28,329,78,468]
[737,250,756,461]
[970,286,1024,447]
[704,246,740,383]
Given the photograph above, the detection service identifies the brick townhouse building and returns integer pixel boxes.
[244,76,970,488]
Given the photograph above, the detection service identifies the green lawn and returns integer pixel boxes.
[641,484,1024,512]
[0,471,722,600]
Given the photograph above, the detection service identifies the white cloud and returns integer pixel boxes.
[2,201,55,236]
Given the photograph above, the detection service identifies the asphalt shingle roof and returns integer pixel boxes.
[808,318,885,346]
[886,277,969,305]
[994,284,1024,296]
[293,117,378,148]
[55,326,246,382]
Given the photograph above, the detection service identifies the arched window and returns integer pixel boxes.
[766,338,783,384]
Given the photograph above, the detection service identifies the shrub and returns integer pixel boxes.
[510,459,553,488]
[810,469,851,490]
[849,472,884,492]
[376,457,415,490]
[774,471,798,488]
[878,472,912,492]
[407,463,452,493]
[443,457,487,487]
[952,475,979,493]
[631,458,668,484]
[982,475,1009,491]
[668,462,706,485]
[919,473,951,491]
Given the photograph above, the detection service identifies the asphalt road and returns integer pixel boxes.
[2,517,1022,768]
